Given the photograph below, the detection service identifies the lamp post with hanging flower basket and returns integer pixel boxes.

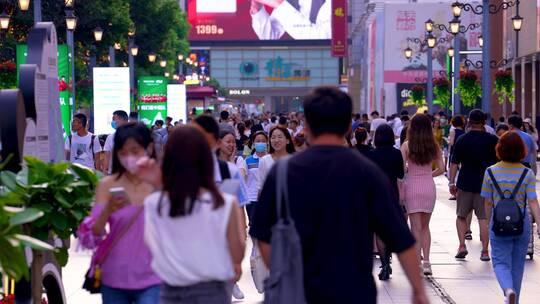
[493,69,514,103]
[410,85,426,107]
[455,70,482,108]
[433,76,452,111]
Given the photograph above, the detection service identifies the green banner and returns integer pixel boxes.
[17,44,72,138]
[138,76,168,127]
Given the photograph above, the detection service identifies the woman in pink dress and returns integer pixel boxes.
[401,114,445,276]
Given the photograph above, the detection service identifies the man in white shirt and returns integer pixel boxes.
[103,110,129,174]
[250,0,331,40]
[369,110,387,138]
[65,113,102,170]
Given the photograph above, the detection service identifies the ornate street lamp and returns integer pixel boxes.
[93,26,103,42]
[177,54,184,61]
[425,19,434,33]
[64,0,74,8]
[148,52,157,63]
[130,44,139,56]
[113,42,121,50]
[128,28,136,37]
[18,0,31,11]
[451,1,462,18]
[164,72,170,77]
[65,10,77,31]
[160,59,167,68]
[0,11,9,30]
[404,47,413,59]
[447,47,455,58]
[512,14,523,32]
[449,17,461,35]
[427,34,437,48]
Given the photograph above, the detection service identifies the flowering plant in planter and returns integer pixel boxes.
[410,85,426,106]
[433,77,451,109]
[455,70,482,107]
[0,61,17,90]
[494,70,514,104]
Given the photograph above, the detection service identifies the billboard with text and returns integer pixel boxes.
[188,0,332,41]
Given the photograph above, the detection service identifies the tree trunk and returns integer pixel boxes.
[31,249,44,304]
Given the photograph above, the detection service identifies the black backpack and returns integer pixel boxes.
[488,168,528,237]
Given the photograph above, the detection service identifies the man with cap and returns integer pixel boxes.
[448,109,499,262]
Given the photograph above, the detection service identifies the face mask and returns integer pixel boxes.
[111,121,118,130]
[119,155,143,174]
[254,142,267,153]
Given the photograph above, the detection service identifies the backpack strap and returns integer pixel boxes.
[90,135,96,161]
[511,168,529,200]
[218,160,231,180]
[487,168,506,199]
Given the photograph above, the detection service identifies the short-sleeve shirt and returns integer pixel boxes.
[64,132,102,169]
[481,162,537,209]
[249,145,415,303]
[516,130,536,165]
[451,130,499,193]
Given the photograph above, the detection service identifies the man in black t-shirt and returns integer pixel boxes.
[449,109,498,261]
[249,87,427,304]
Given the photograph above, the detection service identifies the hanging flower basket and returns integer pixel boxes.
[0,61,17,89]
[410,85,426,106]
[455,70,482,107]
[433,77,451,110]
[494,70,514,104]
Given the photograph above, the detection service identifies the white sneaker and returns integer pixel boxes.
[232,283,245,300]
[505,289,516,304]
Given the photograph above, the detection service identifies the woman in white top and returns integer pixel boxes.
[142,126,245,304]
[257,126,296,193]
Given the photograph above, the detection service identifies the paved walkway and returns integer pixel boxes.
[62,176,540,304]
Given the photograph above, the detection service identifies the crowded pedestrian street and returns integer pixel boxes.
[4,1,540,304]
[59,175,540,304]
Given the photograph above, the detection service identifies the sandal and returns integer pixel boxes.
[455,246,468,259]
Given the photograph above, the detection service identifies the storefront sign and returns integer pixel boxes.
[240,62,259,81]
[264,57,310,81]
[93,67,130,135]
[331,0,348,57]
[228,89,251,95]
[138,76,168,127]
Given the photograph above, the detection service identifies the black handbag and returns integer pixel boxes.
[82,207,143,294]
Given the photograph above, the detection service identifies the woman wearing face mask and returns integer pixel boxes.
[77,123,160,304]
[218,130,247,179]
[257,126,295,193]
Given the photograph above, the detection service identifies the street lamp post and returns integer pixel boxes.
[452,0,521,119]
[435,18,481,115]
[177,53,184,76]
[65,6,77,116]
[128,30,136,105]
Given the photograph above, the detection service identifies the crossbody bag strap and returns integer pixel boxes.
[95,206,143,266]
[487,168,506,199]
[275,157,291,220]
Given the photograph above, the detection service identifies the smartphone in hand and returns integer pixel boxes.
[109,187,130,208]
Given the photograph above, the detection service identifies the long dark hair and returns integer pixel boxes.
[269,126,296,154]
[161,126,224,217]
[374,124,395,148]
[112,122,155,178]
[407,114,439,165]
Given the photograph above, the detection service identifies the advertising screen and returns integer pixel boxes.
[93,67,130,135]
[187,0,332,41]
[138,76,168,127]
[167,84,187,124]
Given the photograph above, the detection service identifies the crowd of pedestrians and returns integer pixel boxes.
[69,85,540,304]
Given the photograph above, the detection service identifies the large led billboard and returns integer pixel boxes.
[187,0,332,41]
